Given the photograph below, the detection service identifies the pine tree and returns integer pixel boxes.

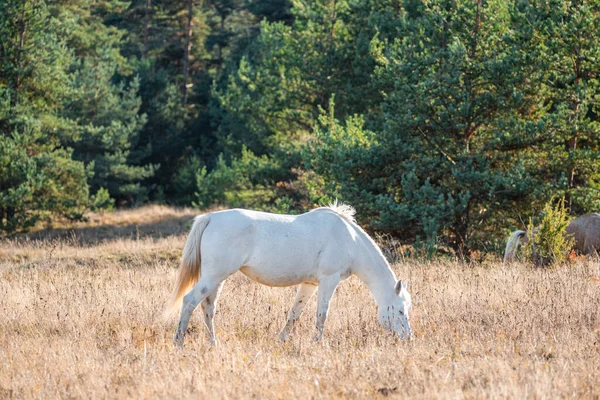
[514,0,600,215]
[63,66,154,203]
[311,0,537,253]
[49,0,156,204]
[0,0,90,233]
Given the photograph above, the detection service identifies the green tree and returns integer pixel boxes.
[207,0,385,210]
[63,62,154,203]
[49,0,156,204]
[214,0,363,156]
[0,0,90,233]
[0,131,89,233]
[310,0,537,254]
[514,0,600,215]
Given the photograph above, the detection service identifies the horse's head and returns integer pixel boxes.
[379,280,412,339]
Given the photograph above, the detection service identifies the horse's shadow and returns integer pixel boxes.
[18,214,195,245]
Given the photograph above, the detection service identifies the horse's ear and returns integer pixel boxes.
[395,280,402,295]
[402,280,408,291]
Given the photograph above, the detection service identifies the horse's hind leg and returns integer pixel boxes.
[278,283,317,341]
[174,277,223,347]
[200,282,224,346]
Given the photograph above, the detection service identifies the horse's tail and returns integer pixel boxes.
[166,214,211,316]
[503,229,526,264]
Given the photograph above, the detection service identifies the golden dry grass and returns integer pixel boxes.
[22,205,200,244]
[1,206,599,399]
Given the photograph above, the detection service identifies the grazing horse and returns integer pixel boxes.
[168,203,412,346]
[503,213,600,263]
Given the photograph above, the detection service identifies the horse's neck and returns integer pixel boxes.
[353,234,396,308]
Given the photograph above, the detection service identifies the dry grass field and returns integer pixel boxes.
[1,206,599,399]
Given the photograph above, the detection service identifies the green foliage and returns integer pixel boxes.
[304,0,600,254]
[194,147,281,210]
[52,0,156,203]
[90,188,115,212]
[365,0,535,252]
[522,199,574,267]
[213,0,374,157]
[0,0,74,116]
[173,155,204,206]
[496,1,600,217]
[0,0,91,234]
[0,131,89,233]
[208,0,397,217]
[4,0,600,252]
[64,71,155,203]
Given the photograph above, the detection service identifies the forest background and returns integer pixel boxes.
[2,0,600,256]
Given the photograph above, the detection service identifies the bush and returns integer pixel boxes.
[523,199,574,267]
[172,155,203,205]
[0,131,90,235]
[194,147,280,210]
[90,188,115,212]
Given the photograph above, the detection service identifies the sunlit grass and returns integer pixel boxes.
[1,207,599,398]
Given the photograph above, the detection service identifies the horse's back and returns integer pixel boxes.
[199,208,358,286]
[204,208,354,244]
[568,213,600,252]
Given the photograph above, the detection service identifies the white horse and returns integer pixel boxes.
[168,203,412,346]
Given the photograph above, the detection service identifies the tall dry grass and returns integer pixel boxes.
[1,206,599,399]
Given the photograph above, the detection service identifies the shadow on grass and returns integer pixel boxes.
[18,214,196,245]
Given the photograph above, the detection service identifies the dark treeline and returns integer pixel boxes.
[1,0,600,255]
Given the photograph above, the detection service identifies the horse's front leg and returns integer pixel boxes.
[279,283,317,341]
[174,277,221,347]
[314,274,341,342]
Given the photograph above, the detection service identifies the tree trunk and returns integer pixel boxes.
[567,63,581,211]
[182,0,194,106]
[471,0,481,59]
[216,12,224,74]
[463,0,482,154]
[567,114,579,211]
[13,1,28,109]
[143,0,151,59]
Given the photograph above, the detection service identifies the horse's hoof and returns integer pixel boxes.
[313,335,322,343]
[278,331,290,342]
[173,335,184,348]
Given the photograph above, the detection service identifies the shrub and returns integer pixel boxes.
[523,199,574,267]
[194,147,279,210]
[90,188,115,212]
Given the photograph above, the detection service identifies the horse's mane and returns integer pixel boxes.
[326,200,356,223]
[325,201,390,267]
[326,201,398,279]
[315,201,398,288]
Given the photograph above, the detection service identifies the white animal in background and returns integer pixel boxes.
[168,202,412,347]
[504,213,600,263]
